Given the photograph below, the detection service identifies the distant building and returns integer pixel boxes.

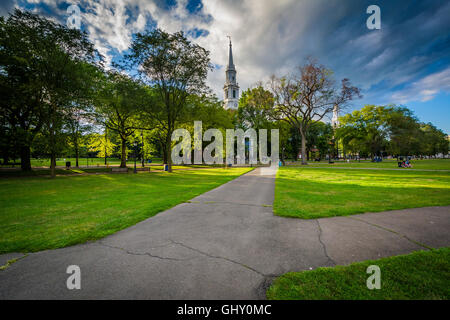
[223,39,239,110]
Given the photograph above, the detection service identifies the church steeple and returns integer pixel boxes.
[224,37,239,110]
[332,105,340,128]
[227,40,235,70]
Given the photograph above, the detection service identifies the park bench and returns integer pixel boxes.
[136,167,150,172]
[111,167,129,173]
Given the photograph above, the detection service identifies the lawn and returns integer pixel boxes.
[266,247,450,300]
[274,167,450,219]
[0,167,252,254]
[290,158,450,170]
[0,165,214,177]
[0,167,115,177]
[0,157,164,168]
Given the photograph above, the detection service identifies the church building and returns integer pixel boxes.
[223,39,239,109]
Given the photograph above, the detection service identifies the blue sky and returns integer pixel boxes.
[1,0,449,133]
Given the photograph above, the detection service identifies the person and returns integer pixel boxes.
[405,160,412,168]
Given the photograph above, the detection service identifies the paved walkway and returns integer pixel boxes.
[0,168,449,299]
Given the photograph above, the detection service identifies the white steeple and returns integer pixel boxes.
[223,37,239,110]
[332,105,340,128]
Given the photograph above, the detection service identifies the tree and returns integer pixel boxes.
[264,59,361,164]
[306,121,333,160]
[338,106,388,158]
[337,105,448,158]
[385,106,421,157]
[237,85,274,131]
[66,107,93,168]
[0,11,45,170]
[88,130,117,161]
[419,123,449,157]
[0,10,100,175]
[94,72,147,168]
[124,29,212,172]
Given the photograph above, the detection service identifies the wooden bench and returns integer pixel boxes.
[136,167,150,172]
[111,167,129,173]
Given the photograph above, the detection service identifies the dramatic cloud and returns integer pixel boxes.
[391,67,450,104]
[6,0,450,131]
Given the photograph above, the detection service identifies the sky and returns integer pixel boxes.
[1,0,449,133]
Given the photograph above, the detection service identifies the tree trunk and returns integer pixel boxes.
[162,144,167,164]
[120,137,127,168]
[166,133,172,172]
[300,129,307,165]
[141,134,145,168]
[50,153,56,178]
[104,128,107,165]
[20,145,32,171]
[75,143,79,168]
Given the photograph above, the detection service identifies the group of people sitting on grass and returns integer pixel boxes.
[398,157,413,168]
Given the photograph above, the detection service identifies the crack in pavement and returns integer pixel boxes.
[315,220,337,266]
[0,253,28,271]
[96,242,195,261]
[169,239,280,279]
[346,216,433,250]
[98,238,283,300]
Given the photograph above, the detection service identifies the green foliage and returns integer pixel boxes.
[88,131,117,158]
[124,29,212,170]
[337,105,448,157]
[419,122,449,156]
[0,9,101,173]
[237,85,274,131]
[263,60,360,164]
[94,72,148,167]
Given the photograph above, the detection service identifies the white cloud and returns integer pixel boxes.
[40,0,328,98]
[390,67,450,104]
[16,0,450,107]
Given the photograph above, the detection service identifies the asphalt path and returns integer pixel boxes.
[1,167,449,299]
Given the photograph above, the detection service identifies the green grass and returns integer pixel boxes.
[0,167,252,254]
[290,159,450,170]
[0,167,116,177]
[267,247,450,300]
[274,167,450,219]
[1,157,163,168]
[0,165,217,177]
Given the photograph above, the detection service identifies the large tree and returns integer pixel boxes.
[419,122,449,157]
[264,59,361,164]
[124,29,211,172]
[237,85,274,131]
[385,106,421,157]
[337,105,450,158]
[338,105,389,158]
[0,10,100,174]
[94,72,147,168]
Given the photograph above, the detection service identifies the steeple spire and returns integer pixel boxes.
[227,36,235,70]
[223,36,239,110]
